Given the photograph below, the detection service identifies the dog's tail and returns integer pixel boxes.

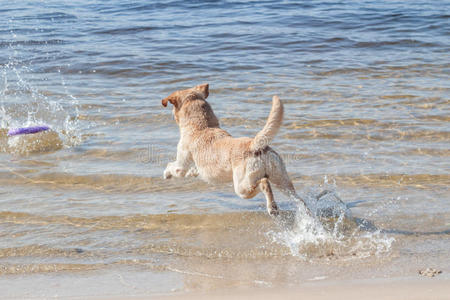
[250,96,284,152]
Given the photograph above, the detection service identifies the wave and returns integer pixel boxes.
[93,26,157,35]
[355,39,441,48]
[0,39,67,48]
[0,166,447,194]
[0,171,212,193]
[15,12,77,21]
[283,129,450,142]
[0,263,97,275]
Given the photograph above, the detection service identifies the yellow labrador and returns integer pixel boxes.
[161,83,310,216]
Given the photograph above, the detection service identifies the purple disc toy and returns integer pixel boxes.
[7,125,50,136]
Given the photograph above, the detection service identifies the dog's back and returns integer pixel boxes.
[183,96,284,184]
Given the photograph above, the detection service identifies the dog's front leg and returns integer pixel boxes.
[163,144,193,179]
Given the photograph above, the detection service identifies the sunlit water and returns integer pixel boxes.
[0,0,449,297]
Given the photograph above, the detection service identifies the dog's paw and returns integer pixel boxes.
[164,165,187,179]
[163,169,173,179]
[268,203,279,216]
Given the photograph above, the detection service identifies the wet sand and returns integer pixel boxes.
[2,235,448,299]
[9,275,447,300]
[154,278,450,300]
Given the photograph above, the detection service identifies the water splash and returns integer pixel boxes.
[268,184,394,260]
[0,58,81,155]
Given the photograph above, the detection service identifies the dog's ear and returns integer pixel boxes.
[196,83,209,99]
[162,95,178,108]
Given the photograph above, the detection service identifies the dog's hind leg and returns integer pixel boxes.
[259,177,278,216]
[232,166,259,200]
[233,172,278,216]
[271,175,313,217]
[265,151,312,215]
[234,184,259,200]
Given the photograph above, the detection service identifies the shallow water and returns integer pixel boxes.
[0,0,449,297]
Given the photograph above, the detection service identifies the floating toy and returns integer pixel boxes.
[7,125,50,136]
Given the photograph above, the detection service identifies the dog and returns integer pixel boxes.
[161,83,310,216]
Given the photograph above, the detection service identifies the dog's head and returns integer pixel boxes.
[162,83,217,128]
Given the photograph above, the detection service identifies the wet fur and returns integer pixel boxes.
[161,83,309,216]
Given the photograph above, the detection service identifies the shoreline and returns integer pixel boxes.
[66,275,450,300]
[1,242,448,299]
[138,276,450,300]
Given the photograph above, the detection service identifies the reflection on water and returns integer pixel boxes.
[0,0,449,296]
